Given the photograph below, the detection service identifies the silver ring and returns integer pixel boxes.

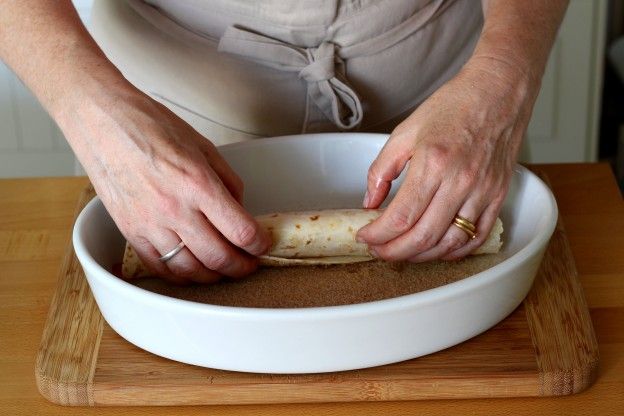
[158,241,186,262]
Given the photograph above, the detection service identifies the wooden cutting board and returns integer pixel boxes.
[35,180,599,406]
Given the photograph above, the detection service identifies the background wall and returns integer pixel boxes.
[0,0,608,177]
[522,0,607,163]
[0,0,92,177]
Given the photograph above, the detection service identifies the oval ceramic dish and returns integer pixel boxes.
[73,133,558,374]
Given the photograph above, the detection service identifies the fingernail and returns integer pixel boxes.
[363,190,370,208]
[369,247,379,258]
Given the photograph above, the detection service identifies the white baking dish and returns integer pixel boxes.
[73,133,558,373]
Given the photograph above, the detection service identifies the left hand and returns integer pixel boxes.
[356,58,539,262]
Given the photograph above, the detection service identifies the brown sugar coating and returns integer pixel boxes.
[131,254,506,308]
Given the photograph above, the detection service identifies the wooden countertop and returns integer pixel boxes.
[1,163,622,415]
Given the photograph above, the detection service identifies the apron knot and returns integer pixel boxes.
[218,26,363,130]
[299,42,337,82]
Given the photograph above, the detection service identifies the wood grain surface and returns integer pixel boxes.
[34,185,103,406]
[33,174,598,406]
[1,163,623,415]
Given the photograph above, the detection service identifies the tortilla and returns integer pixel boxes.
[121,241,148,279]
[121,209,503,278]
[472,217,503,255]
[259,255,374,267]
[256,209,379,259]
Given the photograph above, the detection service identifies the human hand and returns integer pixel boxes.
[356,59,539,262]
[62,87,271,284]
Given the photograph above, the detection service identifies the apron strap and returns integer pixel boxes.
[218,26,363,130]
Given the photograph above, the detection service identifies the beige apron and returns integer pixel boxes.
[89,0,482,145]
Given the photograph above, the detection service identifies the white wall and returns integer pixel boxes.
[0,63,75,177]
[523,0,607,163]
[0,0,92,178]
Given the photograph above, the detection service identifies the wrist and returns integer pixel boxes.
[448,56,537,150]
[53,72,143,142]
[45,42,138,125]
[462,52,541,112]
[468,18,553,94]
[49,57,149,165]
[467,46,539,89]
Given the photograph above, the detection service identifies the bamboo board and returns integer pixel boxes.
[35,180,599,406]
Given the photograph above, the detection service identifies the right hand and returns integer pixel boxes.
[62,86,271,284]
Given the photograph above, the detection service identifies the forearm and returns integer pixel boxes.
[472,0,569,89]
[0,0,136,125]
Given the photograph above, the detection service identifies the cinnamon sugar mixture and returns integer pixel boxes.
[131,254,505,308]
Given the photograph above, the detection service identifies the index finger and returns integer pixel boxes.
[198,171,272,256]
[357,161,440,246]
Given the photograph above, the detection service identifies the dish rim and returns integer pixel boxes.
[72,134,558,319]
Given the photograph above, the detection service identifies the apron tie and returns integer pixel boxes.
[218,26,363,130]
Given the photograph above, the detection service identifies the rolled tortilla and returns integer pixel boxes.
[121,242,147,279]
[121,209,503,278]
[256,209,379,259]
[258,255,375,267]
[257,210,502,263]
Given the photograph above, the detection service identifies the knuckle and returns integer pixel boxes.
[387,206,414,233]
[447,252,467,261]
[205,252,231,271]
[427,143,451,169]
[390,137,414,160]
[177,160,204,183]
[367,145,411,185]
[157,193,182,218]
[457,169,478,190]
[367,162,384,184]
[232,222,260,248]
[444,235,465,252]
[410,231,435,251]
[189,173,214,195]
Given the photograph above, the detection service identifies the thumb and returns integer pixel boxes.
[363,133,413,209]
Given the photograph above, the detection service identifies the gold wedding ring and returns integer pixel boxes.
[453,215,477,239]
